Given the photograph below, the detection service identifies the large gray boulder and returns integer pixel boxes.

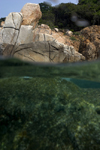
[0,38,85,63]
[13,41,85,63]
[3,12,23,29]
[2,12,23,45]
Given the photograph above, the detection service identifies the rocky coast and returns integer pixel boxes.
[0,3,92,63]
[1,2,100,150]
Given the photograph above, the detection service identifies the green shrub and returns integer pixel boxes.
[73,32,80,35]
[70,36,77,41]
[70,29,74,32]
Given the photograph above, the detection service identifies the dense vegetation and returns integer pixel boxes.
[0,0,100,31]
[39,0,100,31]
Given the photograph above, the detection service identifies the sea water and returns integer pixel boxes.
[0,57,100,150]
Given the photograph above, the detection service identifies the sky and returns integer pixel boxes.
[0,0,78,18]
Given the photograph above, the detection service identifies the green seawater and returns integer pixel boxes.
[1,57,100,150]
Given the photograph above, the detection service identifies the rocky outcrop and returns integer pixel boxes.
[13,41,85,63]
[0,3,85,63]
[2,12,23,45]
[33,25,73,46]
[34,33,54,42]
[79,25,100,60]
[33,24,52,41]
[63,45,85,62]
[21,3,42,29]
[1,43,15,56]
[0,41,85,63]
[17,25,34,45]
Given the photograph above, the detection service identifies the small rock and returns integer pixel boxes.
[66,30,73,36]
[54,28,59,32]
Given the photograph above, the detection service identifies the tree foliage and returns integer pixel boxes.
[78,0,100,5]
[39,1,100,31]
[39,2,55,28]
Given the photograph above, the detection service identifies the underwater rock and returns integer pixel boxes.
[0,72,100,150]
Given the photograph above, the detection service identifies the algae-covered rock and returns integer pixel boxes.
[0,76,100,150]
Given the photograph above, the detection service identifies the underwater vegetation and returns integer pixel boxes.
[0,58,100,149]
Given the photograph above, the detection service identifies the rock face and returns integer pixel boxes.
[33,24,52,41]
[0,21,5,27]
[13,41,84,63]
[79,25,100,60]
[2,12,23,45]
[33,25,73,46]
[21,3,42,29]
[34,33,54,42]
[63,45,85,62]
[0,3,85,63]
[0,28,3,44]
[0,41,85,63]
[17,25,34,45]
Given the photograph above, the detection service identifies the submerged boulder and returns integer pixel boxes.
[0,72,100,150]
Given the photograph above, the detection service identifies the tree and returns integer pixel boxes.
[39,2,52,13]
[78,0,100,5]
[39,2,55,28]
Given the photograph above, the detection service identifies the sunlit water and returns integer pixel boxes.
[1,57,100,150]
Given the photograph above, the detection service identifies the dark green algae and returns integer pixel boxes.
[1,58,100,150]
